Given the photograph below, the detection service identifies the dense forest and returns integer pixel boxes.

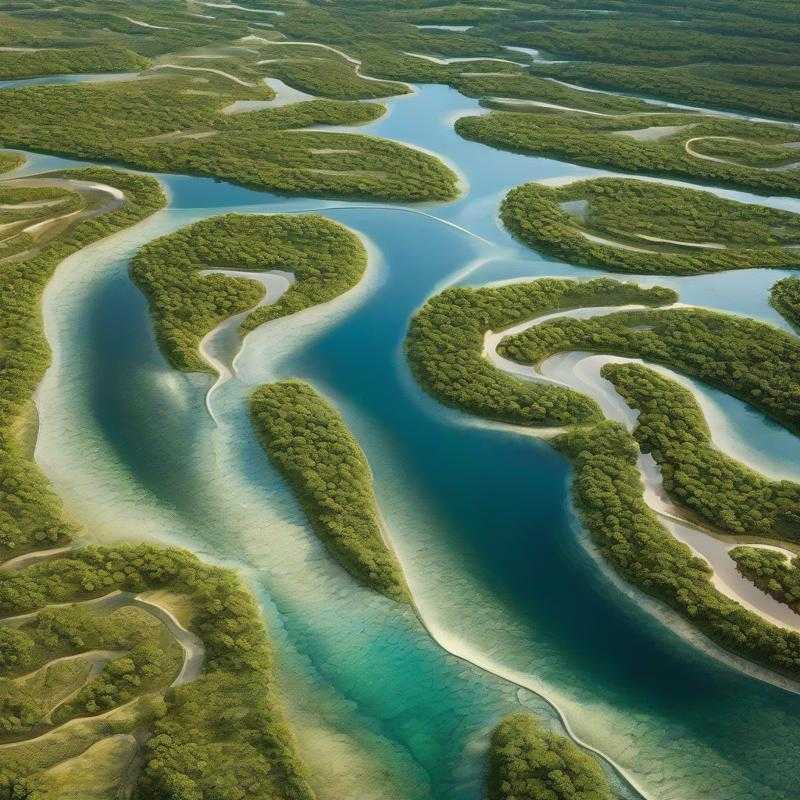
[0,544,316,800]
[250,380,409,602]
[772,276,800,330]
[730,546,800,615]
[488,714,612,800]
[499,307,800,435]
[0,168,165,560]
[501,178,800,275]
[131,213,367,372]
[456,112,800,199]
[602,362,800,540]
[405,277,675,428]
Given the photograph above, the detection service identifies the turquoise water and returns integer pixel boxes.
[12,80,800,799]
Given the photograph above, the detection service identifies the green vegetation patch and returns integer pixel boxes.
[456,111,800,198]
[0,168,166,560]
[554,420,800,679]
[0,74,458,201]
[261,56,409,100]
[501,178,800,275]
[405,277,675,428]
[0,45,149,80]
[250,380,409,602]
[771,276,800,330]
[0,544,316,800]
[0,152,23,175]
[528,62,800,122]
[499,307,800,435]
[602,363,800,540]
[730,546,800,615]
[131,213,367,372]
[488,713,611,800]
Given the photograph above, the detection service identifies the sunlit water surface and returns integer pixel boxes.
[10,79,800,800]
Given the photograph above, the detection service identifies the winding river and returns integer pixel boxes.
[7,75,800,800]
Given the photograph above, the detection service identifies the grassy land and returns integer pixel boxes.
[501,178,800,275]
[0,74,459,201]
[602,362,800,540]
[488,713,611,800]
[528,62,800,122]
[0,152,23,174]
[250,380,410,602]
[0,168,166,560]
[0,45,149,80]
[0,544,316,800]
[499,306,800,435]
[456,112,800,198]
[131,213,367,372]
[261,56,409,100]
[772,276,800,330]
[405,277,675,428]
[730,547,800,615]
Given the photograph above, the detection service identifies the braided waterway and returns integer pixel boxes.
[7,76,800,799]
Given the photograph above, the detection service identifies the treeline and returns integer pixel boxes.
[0,75,459,201]
[0,544,316,800]
[501,178,800,275]
[0,168,165,560]
[249,380,409,602]
[0,45,149,80]
[554,421,800,680]
[488,713,612,800]
[405,277,675,428]
[131,213,367,372]
[455,111,800,199]
[499,307,800,434]
[261,57,409,100]
[528,62,800,122]
[730,546,800,615]
[771,277,800,330]
[602,363,800,540]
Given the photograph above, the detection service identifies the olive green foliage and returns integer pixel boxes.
[0,45,148,80]
[554,421,800,679]
[358,46,522,85]
[0,75,458,201]
[772,276,800,330]
[456,112,800,198]
[730,546,800,614]
[262,57,409,100]
[453,74,653,115]
[0,152,23,174]
[501,178,800,275]
[131,213,367,372]
[405,277,675,427]
[499,307,800,434]
[528,62,800,121]
[0,168,165,559]
[0,544,316,800]
[690,137,800,168]
[602,363,800,540]
[488,713,611,800]
[250,380,409,602]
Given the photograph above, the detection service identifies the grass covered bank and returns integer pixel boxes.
[250,380,409,602]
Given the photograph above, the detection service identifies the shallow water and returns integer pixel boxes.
[10,78,800,800]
